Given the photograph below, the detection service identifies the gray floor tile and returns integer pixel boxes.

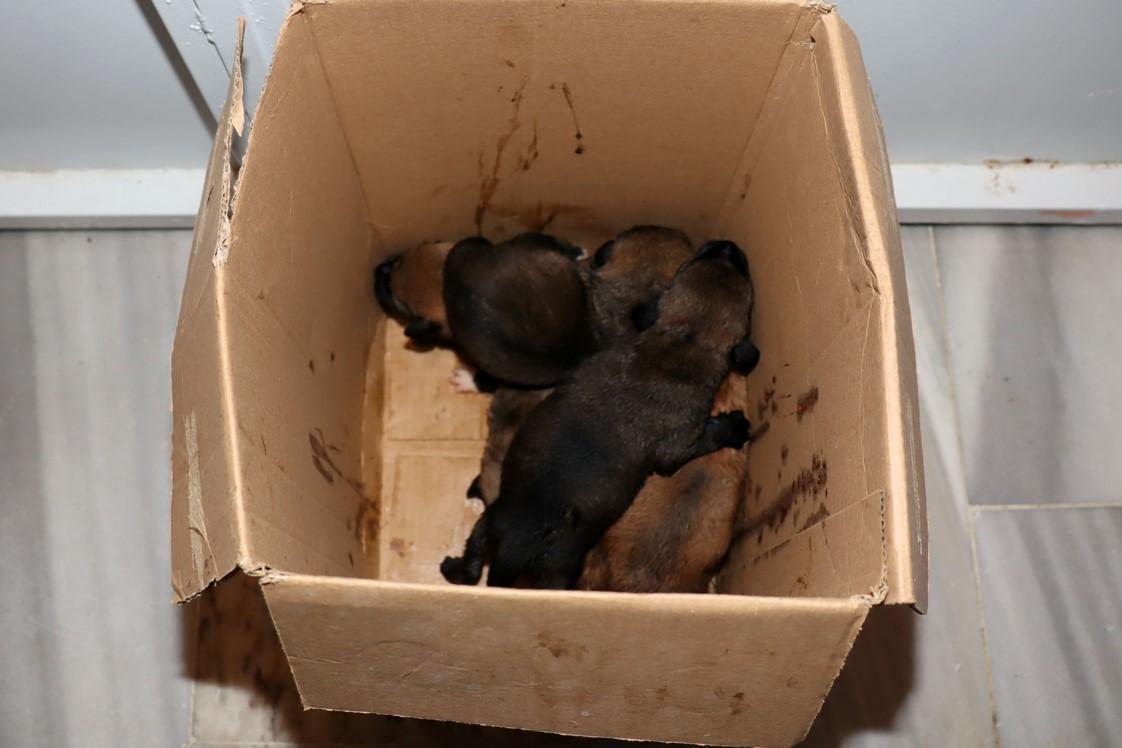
[803,227,995,747]
[974,508,1122,746]
[0,230,192,748]
[936,226,1122,505]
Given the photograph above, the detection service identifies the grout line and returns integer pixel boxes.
[974,502,1122,511]
[185,595,201,747]
[930,225,1001,747]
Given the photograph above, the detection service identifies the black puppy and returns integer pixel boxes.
[441,240,761,589]
[374,233,587,389]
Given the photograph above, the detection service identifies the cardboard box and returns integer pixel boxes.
[170,2,927,745]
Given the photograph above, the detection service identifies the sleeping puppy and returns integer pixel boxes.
[441,240,761,589]
[374,232,587,389]
[579,373,748,592]
[467,224,695,504]
[585,225,696,347]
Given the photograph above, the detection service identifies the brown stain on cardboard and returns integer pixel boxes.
[517,121,540,171]
[799,502,830,532]
[780,444,789,464]
[755,388,776,420]
[796,386,819,421]
[475,78,528,233]
[560,82,585,154]
[389,537,408,557]
[748,420,770,443]
[536,631,587,660]
[738,453,828,543]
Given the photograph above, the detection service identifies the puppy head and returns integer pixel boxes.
[373,241,454,345]
[650,239,756,353]
[590,225,694,286]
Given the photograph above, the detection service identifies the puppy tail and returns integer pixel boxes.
[440,513,488,585]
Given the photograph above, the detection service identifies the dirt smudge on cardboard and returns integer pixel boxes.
[796,386,819,421]
[560,82,585,154]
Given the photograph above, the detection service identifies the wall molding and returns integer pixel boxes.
[893,162,1122,224]
[0,169,204,229]
[2,163,1119,230]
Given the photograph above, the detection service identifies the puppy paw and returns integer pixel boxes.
[441,555,481,585]
[450,367,480,394]
[719,410,751,449]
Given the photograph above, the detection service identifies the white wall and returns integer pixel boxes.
[837,0,1122,163]
[0,1,212,170]
[2,0,1119,223]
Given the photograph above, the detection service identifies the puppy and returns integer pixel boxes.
[374,232,588,388]
[441,240,761,589]
[466,224,694,501]
[579,374,748,592]
[585,225,696,347]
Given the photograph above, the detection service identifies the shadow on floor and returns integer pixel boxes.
[801,604,918,746]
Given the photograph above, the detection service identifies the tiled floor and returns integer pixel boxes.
[0,226,1119,747]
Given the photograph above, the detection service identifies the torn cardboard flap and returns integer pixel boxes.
[170,19,248,602]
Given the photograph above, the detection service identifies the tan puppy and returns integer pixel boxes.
[579,374,747,592]
[585,225,696,347]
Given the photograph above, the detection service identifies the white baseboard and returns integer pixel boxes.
[1,163,1119,229]
[0,169,205,229]
[892,162,1122,224]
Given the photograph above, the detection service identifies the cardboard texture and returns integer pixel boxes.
[170,1,926,744]
[261,575,869,748]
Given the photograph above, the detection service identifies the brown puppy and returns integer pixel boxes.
[442,240,760,589]
[579,374,747,592]
[374,233,587,388]
[585,225,695,347]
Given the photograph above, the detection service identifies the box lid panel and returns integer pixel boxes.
[714,11,926,608]
[262,575,869,747]
[303,0,813,249]
[813,14,927,609]
[170,22,246,601]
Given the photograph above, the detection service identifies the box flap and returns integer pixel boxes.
[713,8,926,609]
[170,21,247,601]
[261,575,870,747]
[813,13,927,609]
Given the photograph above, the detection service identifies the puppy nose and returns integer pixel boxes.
[375,253,401,280]
[373,253,402,311]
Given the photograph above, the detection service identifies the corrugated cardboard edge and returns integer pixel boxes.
[812,12,928,611]
[170,20,250,603]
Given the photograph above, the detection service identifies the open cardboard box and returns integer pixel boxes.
[170,1,927,745]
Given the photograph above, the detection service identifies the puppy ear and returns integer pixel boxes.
[591,240,615,269]
[404,318,443,346]
[631,297,660,332]
[730,339,760,374]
